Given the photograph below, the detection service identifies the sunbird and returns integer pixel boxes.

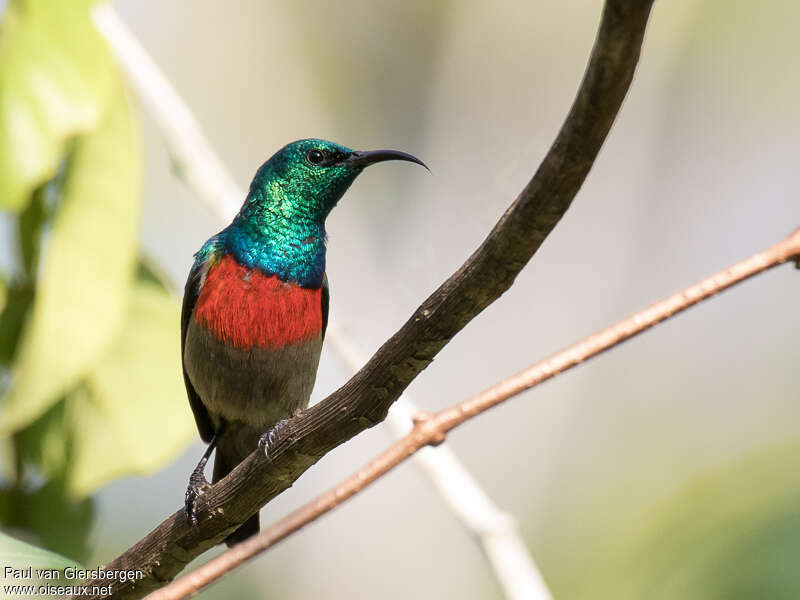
[181,139,426,545]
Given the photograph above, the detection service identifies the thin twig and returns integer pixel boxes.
[91,4,552,599]
[75,2,655,597]
[146,229,800,600]
[327,325,553,600]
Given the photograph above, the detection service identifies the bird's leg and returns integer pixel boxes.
[258,419,292,462]
[185,430,221,527]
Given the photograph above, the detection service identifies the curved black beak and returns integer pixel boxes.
[344,149,429,171]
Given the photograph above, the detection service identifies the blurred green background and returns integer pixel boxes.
[0,1,799,599]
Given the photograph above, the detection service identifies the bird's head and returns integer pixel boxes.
[243,138,426,224]
[225,139,426,285]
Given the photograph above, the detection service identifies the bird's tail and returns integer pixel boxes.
[224,513,260,547]
[213,449,260,547]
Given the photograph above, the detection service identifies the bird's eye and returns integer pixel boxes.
[306,149,325,165]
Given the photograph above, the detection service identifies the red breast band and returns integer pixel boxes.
[194,255,323,349]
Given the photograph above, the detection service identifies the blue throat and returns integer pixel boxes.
[221,215,327,288]
[195,139,367,288]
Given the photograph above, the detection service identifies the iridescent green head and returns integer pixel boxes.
[220,138,426,287]
[242,139,425,224]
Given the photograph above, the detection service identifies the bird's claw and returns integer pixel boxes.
[184,461,211,528]
[258,419,291,462]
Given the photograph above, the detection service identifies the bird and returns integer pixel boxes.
[181,138,426,546]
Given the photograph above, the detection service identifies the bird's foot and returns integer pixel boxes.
[184,459,211,528]
[258,419,291,462]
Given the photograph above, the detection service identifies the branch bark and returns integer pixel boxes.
[94,5,552,594]
[74,1,655,598]
[145,228,800,600]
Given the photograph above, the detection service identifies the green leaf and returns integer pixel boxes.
[136,255,174,292]
[1,81,140,434]
[15,400,72,481]
[0,0,115,212]
[0,269,7,308]
[0,478,94,563]
[0,530,79,571]
[0,281,34,366]
[9,267,191,499]
[613,446,800,600]
[67,279,193,496]
[18,185,47,277]
[551,444,800,600]
[0,181,52,369]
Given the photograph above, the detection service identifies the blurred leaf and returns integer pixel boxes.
[5,269,182,515]
[0,530,79,570]
[0,478,93,562]
[8,266,188,501]
[136,256,173,292]
[17,185,47,276]
[0,183,50,370]
[68,279,191,496]
[551,444,800,600]
[616,445,800,600]
[1,81,140,435]
[0,0,114,212]
[5,401,95,560]
[0,271,6,310]
[15,400,71,481]
[0,281,34,366]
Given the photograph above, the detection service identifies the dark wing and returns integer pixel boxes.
[181,261,215,442]
[321,273,329,341]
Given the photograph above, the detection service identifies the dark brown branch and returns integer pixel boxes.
[71,2,655,598]
[145,228,800,600]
